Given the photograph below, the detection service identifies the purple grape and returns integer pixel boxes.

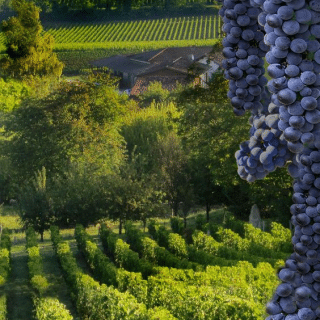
[237,15,251,27]
[297,308,316,320]
[288,78,305,92]
[287,52,303,65]
[278,89,297,105]
[285,65,300,77]
[277,6,294,20]
[310,25,320,39]
[287,0,306,10]
[310,0,320,12]
[290,39,308,54]
[288,102,304,116]
[282,20,300,35]
[301,72,317,85]
[295,9,312,24]
[305,110,320,124]
[301,97,317,111]
[241,29,255,41]
[234,3,246,15]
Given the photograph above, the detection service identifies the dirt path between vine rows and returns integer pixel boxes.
[39,243,79,320]
[5,237,34,320]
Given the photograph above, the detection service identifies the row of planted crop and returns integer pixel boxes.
[44,15,222,44]
[25,227,73,320]
[0,229,11,320]
[50,225,177,320]
[75,224,277,319]
[143,220,287,268]
[168,217,292,257]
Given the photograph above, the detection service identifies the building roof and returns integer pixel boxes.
[90,46,215,76]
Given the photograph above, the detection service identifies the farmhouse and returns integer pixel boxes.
[90,46,223,96]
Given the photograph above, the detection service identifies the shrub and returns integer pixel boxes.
[0,249,10,282]
[31,275,49,296]
[147,219,157,239]
[125,221,145,253]
[115,239,140,272]
[216,227,250,251]
[27,246,42,278]
[167,233,188,259]
[0,229,11,252]
[26,227,38,248]
[0,294,6,320]
[157,226,170,248]
[147,307,178,320]
[170,217,184,235]
[141,237,158,263]
[34,297,73,320]
[192,230,221,255]
[99,223,117,259]
[195,214,207,231]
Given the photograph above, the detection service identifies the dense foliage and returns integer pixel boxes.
[0,0,63,78]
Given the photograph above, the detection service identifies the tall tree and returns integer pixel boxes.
[19,167,54,241]
[0,0,63,78]
[2,74,130,186]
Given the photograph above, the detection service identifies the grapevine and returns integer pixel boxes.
[219,0,320,318]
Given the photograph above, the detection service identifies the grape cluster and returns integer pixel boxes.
[219,0,270,116]
[235,103,293,182]
[220,0,320,318]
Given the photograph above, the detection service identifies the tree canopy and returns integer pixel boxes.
[0,0,64,78]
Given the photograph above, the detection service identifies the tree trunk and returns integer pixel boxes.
[184,216,187,229]
[40,231,44,242]
[119,218,123,235]
[206,203,211,222]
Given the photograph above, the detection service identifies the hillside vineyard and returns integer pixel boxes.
[220,0,320,318]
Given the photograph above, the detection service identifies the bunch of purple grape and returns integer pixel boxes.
[220,0,320,318]
[235,104,293,182]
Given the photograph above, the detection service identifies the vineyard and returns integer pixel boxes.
[0,15,222,52]
[0,14,222,74]
[0,208,292,319]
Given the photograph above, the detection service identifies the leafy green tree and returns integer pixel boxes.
[138,81,170,108]
[19,167,54,241]
[0,0,63,78]
[177,72,250,218]
[105,161,163,234]
[0,78,31,112]
[49,164,109,228]
[157,131,194,218]
[121,101,181,175]
[2,74,130,186]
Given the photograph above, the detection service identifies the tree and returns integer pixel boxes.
[0,78,31,113]
[121,101,181,175]
[138,81,170,108]
[177,72,250,218]
[19,167,54,241]
[158,131,194,218]
[105,161,163,234]
[0,0,63,78]
[2,73,130,186]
